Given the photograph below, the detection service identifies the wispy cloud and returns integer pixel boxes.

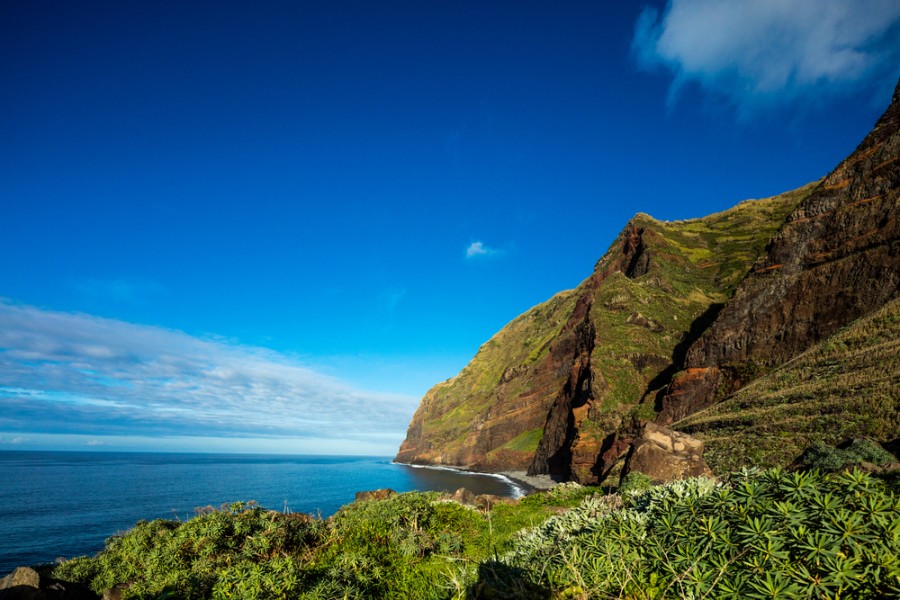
[0,301,418,452]
[633,0,900,112]
[0,436,28,445]
[465,241,502,259]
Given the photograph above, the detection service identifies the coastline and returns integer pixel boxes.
[497,470,559,491]
[391,460,560,496]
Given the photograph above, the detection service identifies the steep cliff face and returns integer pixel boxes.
[659,80,900,425]
[396,189,807,481]
[398,82,899,485]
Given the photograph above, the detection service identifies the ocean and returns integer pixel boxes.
[0,451,525,575]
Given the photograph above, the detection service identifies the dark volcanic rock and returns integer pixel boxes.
[657,367,722,425]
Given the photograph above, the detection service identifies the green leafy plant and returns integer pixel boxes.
[490,468,899,599]
[51,469,900,599]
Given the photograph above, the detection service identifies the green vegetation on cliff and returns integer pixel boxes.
[397,184,813,480]
[676,297,900,475]
[52,467,900,599]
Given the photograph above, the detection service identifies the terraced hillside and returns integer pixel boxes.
[676,296,900,475]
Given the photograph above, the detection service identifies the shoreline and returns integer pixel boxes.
[391,460,561,496]
[497,470,559,492]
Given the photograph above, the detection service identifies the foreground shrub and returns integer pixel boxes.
[52,470,900,599]
[54,501,321,599]
[494,468,900,599]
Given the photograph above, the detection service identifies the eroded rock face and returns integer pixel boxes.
[621,423,712,483]
[675,80,900,395]
[657,367,722,426]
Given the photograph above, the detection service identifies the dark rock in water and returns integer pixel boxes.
[621,423,711,484]
[354,488,396,502]
[0,567,98,600]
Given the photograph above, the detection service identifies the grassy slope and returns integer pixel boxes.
[676,296,900,475]
[562,187,814,471]
[409,288,579,459]
[403,185,813,467]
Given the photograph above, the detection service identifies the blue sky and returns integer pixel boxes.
[1,0,898,454]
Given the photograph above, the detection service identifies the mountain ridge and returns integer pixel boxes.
[397,80,899,485]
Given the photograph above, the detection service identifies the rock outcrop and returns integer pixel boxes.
[0,567,97,600]
[621,423,711,483]
[354,488,396,502]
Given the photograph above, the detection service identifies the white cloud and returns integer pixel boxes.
[0,301,419,453]
[465,241,501,259]
[633,0,900,110]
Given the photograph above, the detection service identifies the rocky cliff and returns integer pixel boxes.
[658,79,900,426]
[396,188,809,481]
[397,80,900,485]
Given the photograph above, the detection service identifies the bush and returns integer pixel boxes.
[494,468,900,599]
[54,503,321,599]
[51,469,900,599]
[618,471,653,495]
[796,439,895,472]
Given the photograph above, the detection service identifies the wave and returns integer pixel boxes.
[391,461,528,498]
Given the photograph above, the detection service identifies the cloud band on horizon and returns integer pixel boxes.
[0,300,417,453]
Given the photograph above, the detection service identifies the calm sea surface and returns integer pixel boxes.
[0,451,525,575]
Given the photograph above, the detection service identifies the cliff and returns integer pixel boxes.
[397,80,899,485]
[659,78,900,425]
[396,187,810,481]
